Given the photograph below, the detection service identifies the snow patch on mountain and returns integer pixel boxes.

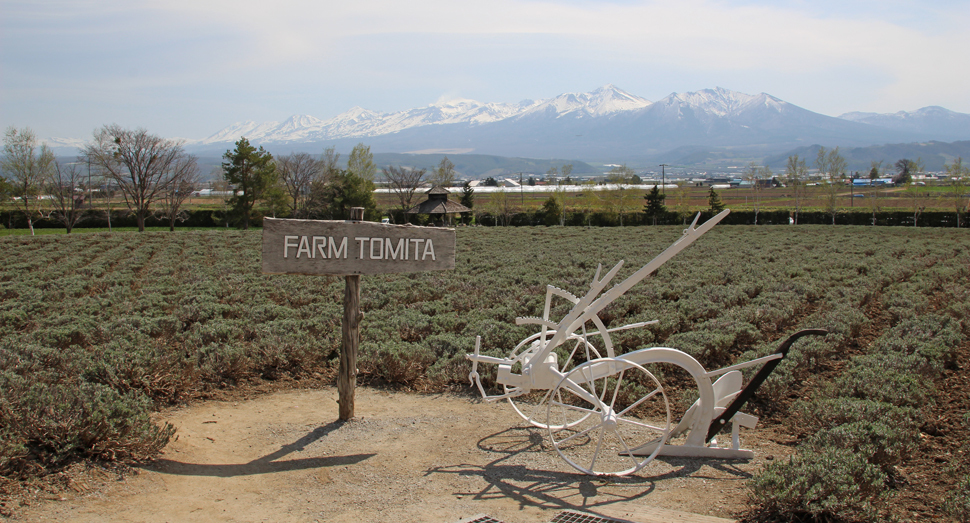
[517,84,650,119]
[657,87,787,117]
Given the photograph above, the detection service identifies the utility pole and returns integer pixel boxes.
[659,164,668,195]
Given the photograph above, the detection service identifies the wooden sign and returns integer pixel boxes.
[262,218,456,276]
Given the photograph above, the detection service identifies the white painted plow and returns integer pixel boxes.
[467,210,825,476]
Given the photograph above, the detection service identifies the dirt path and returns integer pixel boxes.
[15,387,792,523]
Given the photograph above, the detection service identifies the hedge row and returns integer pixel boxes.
[2,208,967,231]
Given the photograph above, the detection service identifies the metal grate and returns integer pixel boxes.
[551,510,626,523]
[456,516,505,523]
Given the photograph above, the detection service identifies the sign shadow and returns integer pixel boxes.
[145,419,375,478]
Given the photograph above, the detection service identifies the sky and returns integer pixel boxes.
[2,0,969,142]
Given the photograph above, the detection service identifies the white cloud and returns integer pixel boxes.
[3,0,970,138]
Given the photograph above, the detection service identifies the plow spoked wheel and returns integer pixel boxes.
[505,334,603,429]
[547,358,670,476]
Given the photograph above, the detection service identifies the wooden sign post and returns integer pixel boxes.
[262,209,456,420]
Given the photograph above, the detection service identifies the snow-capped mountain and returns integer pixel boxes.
[838,106,970,141]
[43,85,970,160]
[514,84,651,119]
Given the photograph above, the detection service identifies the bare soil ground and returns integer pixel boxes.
[9,386,794,523]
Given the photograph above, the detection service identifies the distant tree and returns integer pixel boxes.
[606,164,636,183]
[561,164,573,180]
[906,157,926,227]
[47,160,88,233]
[527,176,536,186]
[643,185,667,225]
[382,165,427,219]
[156,155,200,231]
[744,162,771,225]
[460,181,474,209]
[866,160,884,226]
[429,156,456,187]
[541,194,563,226]
[869,160,882,181]
[319,146,340,184]
[945,157,969,227]
[221,137,277,230]
[459,181,474,224]
[2,126,55,235]
[347,143,376,182]
[483,177,498,187]
[277,152,319,218]
[550,183,568,226]
[308,169,378,221]
[83,125,193,232]
[786,154,808,224]
[670,181,691,224]
[604,184,638,226]
[823,147,847,225]
[578,180,598,227]
[262,182,290,219]
[708,186,725,214]
[546,166,559,184]
[488,188,515,226]
[815,146,829,181]
[894,158,917,185]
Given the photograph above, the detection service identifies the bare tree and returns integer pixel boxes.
[2,127,55,235]
[278,152,319,218]
[578,180,598,227]
[319,146,340,184]
[745,162,771,225]
[157,155,201,231]
[83,125,194,231]
[867,160,883,226]
[786,154,808,224]
[488,188,516,226]
[946,157,969,227]
[824,147,847,225]
[382,165,427,220]
[603,184,638,226]
[429,156,455,187]
[47,160,87,233]
[908,157,926,227]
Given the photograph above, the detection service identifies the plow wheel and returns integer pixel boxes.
[505,334,604,429]
[547,358,670,476]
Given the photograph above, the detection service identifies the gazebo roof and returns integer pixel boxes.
[426,186,450,195]
[406,198,471,214]
[406,185,471,214]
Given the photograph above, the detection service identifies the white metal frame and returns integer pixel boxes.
[467,210,772,476]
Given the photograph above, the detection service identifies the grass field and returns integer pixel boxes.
[1,225,968,520]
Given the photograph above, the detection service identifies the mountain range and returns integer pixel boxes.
[46,85,970,167]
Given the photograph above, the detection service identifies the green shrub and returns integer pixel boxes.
[794,397,919,434]
[748,445,889,522]
[805,421,918,473]
[832,354,930,408]
[0,377,175,472]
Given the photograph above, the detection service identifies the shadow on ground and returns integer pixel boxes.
[144,419,376,478]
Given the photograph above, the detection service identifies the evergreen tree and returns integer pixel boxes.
[308,170,378,220]
[222,137,277,230]
[708,187,725,213]
[541,195,563,226]
[460,181,474,209]
[643,185,667,225]
[459,181,474,225]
